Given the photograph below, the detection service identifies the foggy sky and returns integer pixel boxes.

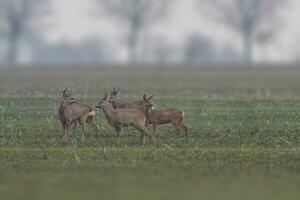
[45,0,299,62]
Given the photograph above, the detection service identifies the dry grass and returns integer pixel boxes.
[1,67,300,99]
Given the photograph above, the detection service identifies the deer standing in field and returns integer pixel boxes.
[142,95,189,143]
[109,88,153,112]
[109,88,153,125]
[58,88,100,143]
[96,94,148,145]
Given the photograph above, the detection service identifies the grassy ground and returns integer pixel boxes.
[0,67,300,200]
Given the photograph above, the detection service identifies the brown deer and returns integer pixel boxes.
[96,94,148,145]
[143,95,189,143]
[109,88,153,111]
[109,88,153,125]
[58,88,100,143]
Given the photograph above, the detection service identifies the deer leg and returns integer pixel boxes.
[152,125,157,144]
[115,126,121,137]
[140,129,147,145]
[120,127,124,137]
[180,123,189,143]
[115,126,122,143]
[87,117,100,140]
[145,117,149,128]
[79,118,88,143]
[171,121,181,136]
[72,122,77,130]
[119,122,126,136]
[136,126,147,145]
[62,122,70,143]
[78,120,84,142]
[60,121,65,137]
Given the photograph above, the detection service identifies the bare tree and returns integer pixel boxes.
[200,0,287,64]
[0,0,49,64]
[95,0,169,64]
[183,34,240,65]
[141,35,178,65]
[183,34,216,65]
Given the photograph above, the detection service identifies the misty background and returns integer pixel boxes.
[0,0,298,67]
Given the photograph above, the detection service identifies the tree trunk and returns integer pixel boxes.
[6,14,21,65]
[6,32,19,65]
[242,28,253,66]
[128,23,140,65]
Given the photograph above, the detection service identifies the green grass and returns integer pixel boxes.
[0,67,300,200]
[1,147,299,200]
[1,97,300,147]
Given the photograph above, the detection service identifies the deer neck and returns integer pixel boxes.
[145,107,153,121]
[111,100,120,109]
[100,104,115,125]
[60,97,66,106]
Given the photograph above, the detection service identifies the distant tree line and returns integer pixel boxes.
[0,0,290,66]
[0,0,48,64]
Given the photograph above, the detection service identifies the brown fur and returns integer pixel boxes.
[58,88,100,143]
[109,88,153,125]
[96,94,148,145]
[143,95,189,143]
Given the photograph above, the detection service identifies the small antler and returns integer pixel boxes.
[111,88,120,96]
[143,94,147,101]
[147,95,154,100]
[143,94,154,101]
[62,88,72,97]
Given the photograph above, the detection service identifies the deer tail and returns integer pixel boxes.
[88,110,96,116]
[179,111,185,125]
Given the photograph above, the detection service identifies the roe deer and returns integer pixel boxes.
[96,94,148,145]
[58,88,100,143]
[109,88,153,125]
[109,88,154,111]
[143,95,189,143]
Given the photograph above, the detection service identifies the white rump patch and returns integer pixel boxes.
[89,110,96,116]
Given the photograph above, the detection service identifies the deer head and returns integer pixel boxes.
[111,88,121,96]
[143,94,154,109]
[96,94,111,109]
[109,88,121,104]
[60,88,76,105]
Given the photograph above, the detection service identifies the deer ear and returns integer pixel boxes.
[111,88,120,96]
[62,88,68,94]
[147,95,154,100]
[143,94,147,101]
[116,88,120,95]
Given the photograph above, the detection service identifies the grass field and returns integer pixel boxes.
[0,67,300,200]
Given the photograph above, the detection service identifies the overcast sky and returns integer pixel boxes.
[45,0,299,62]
